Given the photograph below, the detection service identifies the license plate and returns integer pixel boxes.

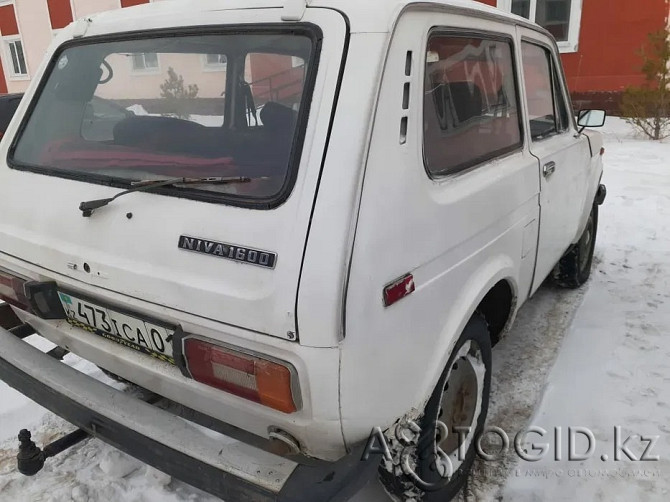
[57,291,175,365]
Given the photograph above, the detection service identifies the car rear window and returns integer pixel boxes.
[9,30,318,207]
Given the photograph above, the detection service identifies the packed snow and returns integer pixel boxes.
[0,118,668,501]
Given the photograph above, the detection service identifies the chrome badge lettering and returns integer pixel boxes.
[178,235,277,269]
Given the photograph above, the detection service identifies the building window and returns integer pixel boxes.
[203,53,227,70]
[131,52,159,72]
[511,0,531,18]
[6,38,28,77]
[500,0,582,53]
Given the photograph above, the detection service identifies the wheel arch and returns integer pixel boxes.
[419,257,520,416]
[475,278,517,346]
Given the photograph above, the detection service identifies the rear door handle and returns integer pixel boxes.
[543,161,556,178]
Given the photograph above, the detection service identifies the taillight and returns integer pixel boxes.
[184,338,299,414]
[0,268,31,311]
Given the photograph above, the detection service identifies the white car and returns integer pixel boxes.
[0,0,606,500]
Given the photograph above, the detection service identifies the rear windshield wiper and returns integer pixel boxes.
[79,176,251,217]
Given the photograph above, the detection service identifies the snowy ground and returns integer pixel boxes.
[0,118,668,501]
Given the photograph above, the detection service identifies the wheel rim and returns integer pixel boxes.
[578,214,594,272]
[433,340,486,477]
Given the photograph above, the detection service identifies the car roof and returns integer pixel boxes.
[83,0,548,36]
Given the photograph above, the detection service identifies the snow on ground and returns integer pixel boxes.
[460,118,670,502]
[0,118,668,501]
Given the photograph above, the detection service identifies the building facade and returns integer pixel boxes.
[0,0,165,94]
[1,0,669,112]
[486,0,670,113]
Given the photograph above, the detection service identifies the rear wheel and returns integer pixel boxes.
[379,315,492,501]
[553,204,598,289]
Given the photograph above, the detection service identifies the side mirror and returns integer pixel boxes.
[577,109,606,129]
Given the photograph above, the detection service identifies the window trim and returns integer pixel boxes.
[3,35,29,80]
[7,24,324,211]
[497,0,583,53]
[422,29,525,180]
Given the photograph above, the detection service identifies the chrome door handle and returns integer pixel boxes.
[543,161,556,178]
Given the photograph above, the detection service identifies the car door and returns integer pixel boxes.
[518,29,591,292]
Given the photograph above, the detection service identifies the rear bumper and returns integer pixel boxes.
[0,326,377,501]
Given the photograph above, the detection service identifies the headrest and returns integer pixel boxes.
[259,102,297,132]
[113,115,203,146]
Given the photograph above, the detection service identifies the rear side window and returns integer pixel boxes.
[423,34,522,176]
[521,42,570,140]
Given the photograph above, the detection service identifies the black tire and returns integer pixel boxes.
[379,314,492,501]
[553,204,598,289]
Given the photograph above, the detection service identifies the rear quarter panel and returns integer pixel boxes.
[338,10,541,446]
[574,130,605,240]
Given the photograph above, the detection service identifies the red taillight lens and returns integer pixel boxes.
[184,338,299,414]
[0,268,31,311]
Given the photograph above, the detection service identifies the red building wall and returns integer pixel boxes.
[0,4,19,36]
[562,0,669,93]
[0,3,19,94]
[47,0,74,29]
[474,0,669,113]
[121,0,150,7]
[0,59,6,94]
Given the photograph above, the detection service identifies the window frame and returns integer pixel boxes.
[422,29,526,179]
[497,0,583,53]
[7,24,324,211]
[520,37,576,141]
[4,36,29,79]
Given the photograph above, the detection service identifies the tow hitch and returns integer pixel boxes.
[17,428,90,476]
[8,321,83,476]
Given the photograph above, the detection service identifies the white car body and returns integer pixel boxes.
[0,0,604,499]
